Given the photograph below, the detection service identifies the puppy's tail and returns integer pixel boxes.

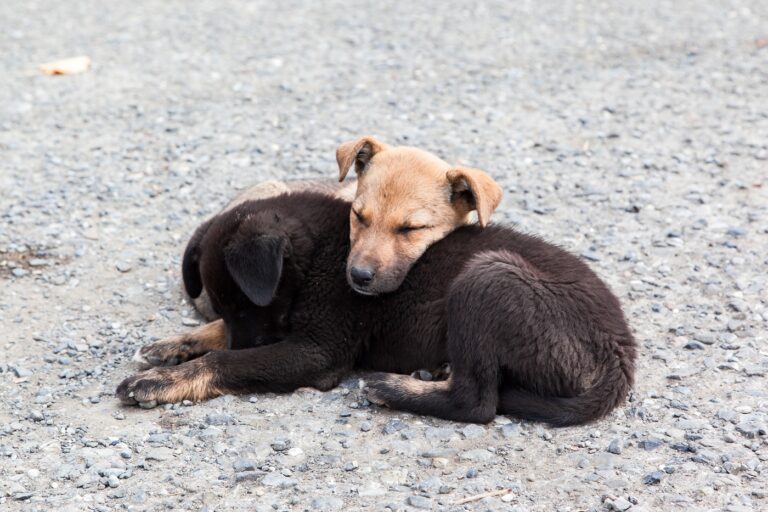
[498,352,634,427]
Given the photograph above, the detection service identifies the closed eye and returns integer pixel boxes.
[353,209,367,226]
[397,225,428,234]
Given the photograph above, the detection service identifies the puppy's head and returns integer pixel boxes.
[187,209,301,349]
[337,136,502,295]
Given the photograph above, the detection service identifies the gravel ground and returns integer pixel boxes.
[1,1,767,511]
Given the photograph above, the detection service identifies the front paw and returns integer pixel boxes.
[117,358,222,406]
[132,336,193,369]
[116,368,170,407]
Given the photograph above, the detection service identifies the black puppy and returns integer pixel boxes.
[118,192,636,426]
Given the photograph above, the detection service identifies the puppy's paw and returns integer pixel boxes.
[364,372,399,407]
[116,369,168,406]
[132,336,193,369]
[116,360,221,407]
[431,363,452,381]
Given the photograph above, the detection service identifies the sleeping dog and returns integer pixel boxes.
[117,192,636,426]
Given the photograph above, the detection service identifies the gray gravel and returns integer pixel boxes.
[1,1,767,510]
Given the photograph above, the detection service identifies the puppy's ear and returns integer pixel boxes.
[224,235,286,307]
[337,136,388,181]
[182,219,213,299]
[446,167,503,228]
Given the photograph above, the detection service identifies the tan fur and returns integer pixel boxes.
[135,320,226,368]
[337,136,503,294]
[366,374,451,406]
[129,361,224,403]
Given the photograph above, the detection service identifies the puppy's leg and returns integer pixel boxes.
[367,256,527,424]
[133,320,226,369]
[366,361,498,424]
[118,337,347,405]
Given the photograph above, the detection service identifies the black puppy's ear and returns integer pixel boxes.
[182,220,213,299]
[224,235,286,307]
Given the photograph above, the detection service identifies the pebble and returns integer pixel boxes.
[233,459,257,472]
[205,413,234,426]
[638,439,663,451]
[310,496,344,510]
[643,472,663,485]
[10,366,32,378]
[383,419,407,434]
[261,472,298,488]
[460,449,495,462]
[607,439,623,455]
[407,496,433,509]
[270,438,291,451]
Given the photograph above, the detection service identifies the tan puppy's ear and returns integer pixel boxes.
[446,167,503,228]
[337,136,388,181]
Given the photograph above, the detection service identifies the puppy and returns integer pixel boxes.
[337,136,502,295]
[188,178,355,321]
[118,192,635,426]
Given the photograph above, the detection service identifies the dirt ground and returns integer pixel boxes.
[1,1,767,511]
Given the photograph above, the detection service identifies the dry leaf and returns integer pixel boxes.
[40,55,91,75]
[756,38,768,49]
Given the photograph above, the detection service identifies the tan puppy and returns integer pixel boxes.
[337,136,503,295]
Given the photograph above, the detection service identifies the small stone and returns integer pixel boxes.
[28,410,44,422]
[407,495,432,509]
[205,413,234,426]
[461,424,485,439]
[138,400,158,409]
[234,471,261,482]
[607,439,623,454]
[684,341,706,350]
[581,250,600,262]
[115,262,132,273]
[735,406,753,414]
[432,457,449,468]
[11,268,29,278]
[609,497,633,511]
[643,471,663,485]
[360,421,372,432]
[181,317,199,327]
[233,459,257,472]
[107,474,120,488]
[500,423,520,438]
[270,438,291,451]
[310,496,344,511]
[11,366,32,378]
[466,467,478,478]
[261,472,297,488]
[343,461,358,471]
[120,449,132,459]
[726,227,746,237]
[638,438,663,450]
[383,418,407,434]
[460,449,494,462]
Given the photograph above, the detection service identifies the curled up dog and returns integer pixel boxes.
[117,138,636,426]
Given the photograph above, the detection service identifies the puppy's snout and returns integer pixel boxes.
[350,266,375,287]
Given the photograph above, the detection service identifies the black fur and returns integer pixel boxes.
[179,192,636,426]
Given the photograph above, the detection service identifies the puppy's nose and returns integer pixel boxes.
[350,266,375,287]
